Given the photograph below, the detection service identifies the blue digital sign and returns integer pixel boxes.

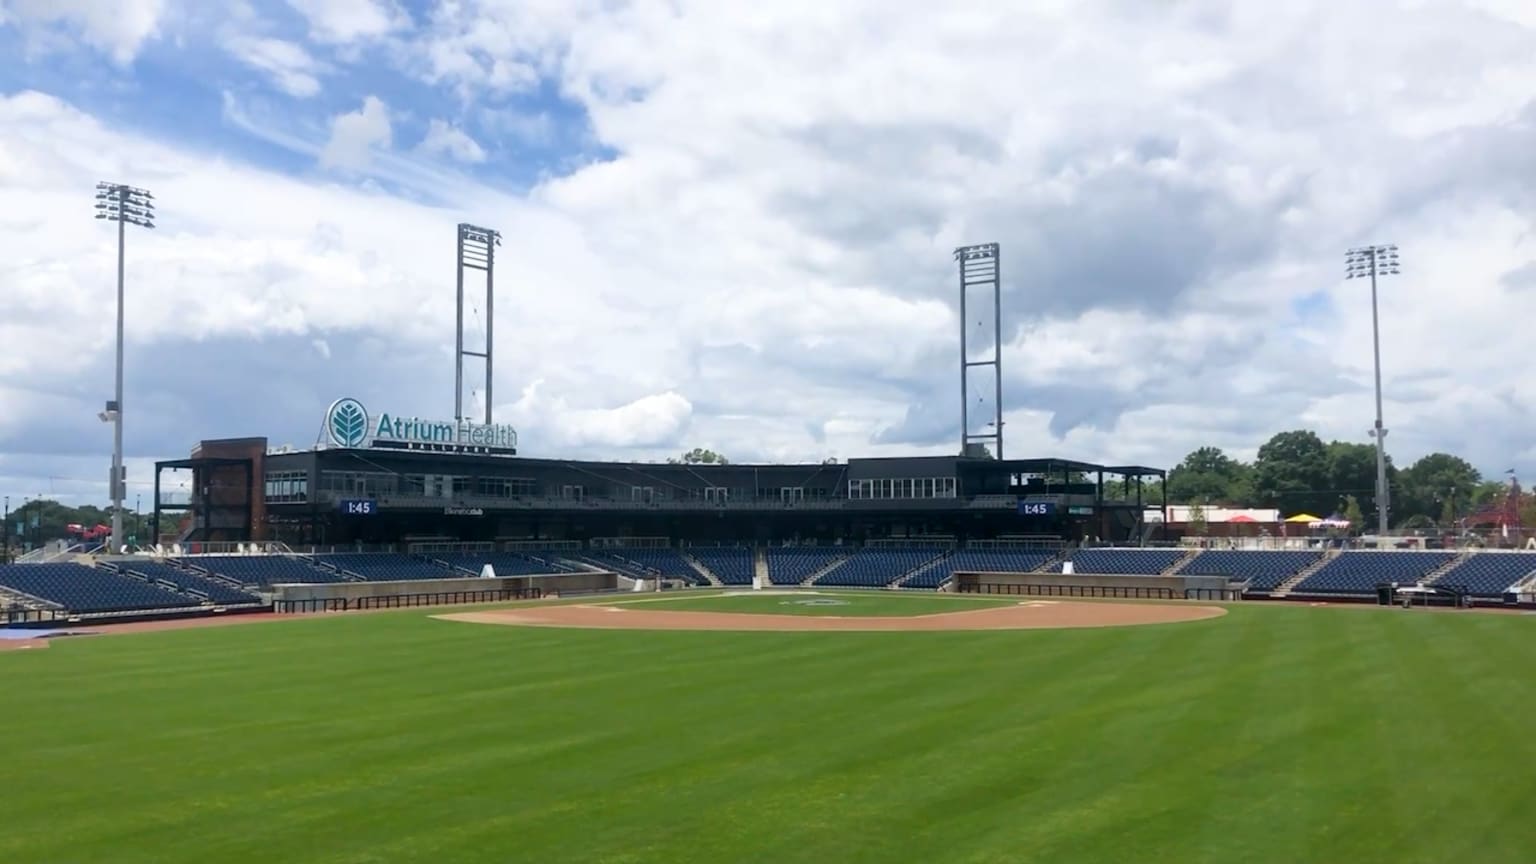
[338,498,377,516]
[1018,501,1057,517]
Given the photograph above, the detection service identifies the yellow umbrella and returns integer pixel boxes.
[1284,513,1321,523]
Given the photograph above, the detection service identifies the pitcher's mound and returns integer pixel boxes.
[435,600,1225,632]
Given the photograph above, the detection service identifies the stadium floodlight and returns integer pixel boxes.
[95,182,156,554]
[1345,243,1399,543]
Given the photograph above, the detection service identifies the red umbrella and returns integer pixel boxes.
[1228,514,1258,523]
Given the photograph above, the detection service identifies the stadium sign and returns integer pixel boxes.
[324,398,518,456]
[1018,501,1058,517]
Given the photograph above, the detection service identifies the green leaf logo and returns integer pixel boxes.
[327,398,368,448]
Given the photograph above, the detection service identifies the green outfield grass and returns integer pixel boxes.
[3,601,1535,864]
[610,590,1019,616]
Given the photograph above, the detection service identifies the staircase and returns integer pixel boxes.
[753,548,769,588]
[1421,550,1475,586]
[1271,549,1339,597]
[1160,548,1200,576]
[893,553,950,589]
[0,583,62,612]
[681,553,723,587]
[802,555,851,587]
[1032,550,1068,573]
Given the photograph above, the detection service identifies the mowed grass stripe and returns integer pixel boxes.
[2,605,1535,863]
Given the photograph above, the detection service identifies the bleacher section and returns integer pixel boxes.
[315,554,454,581]
[0,563,196,614]
[1176,550,1324,592]
[185,555,346,586]
[587,549,709,586]
[1063,548,1187,575]
[689,548,755,585]
[433,552,575,577]
[1292,551,1456,595]
[1432,553,1536,598]
[816,548,944,588]
[766,548,847,585]
[904,549,1057,589]
[112,561,262,605]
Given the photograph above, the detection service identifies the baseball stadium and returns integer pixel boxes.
[4,240,1536,864]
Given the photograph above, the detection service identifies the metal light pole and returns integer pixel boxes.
[1345,244,1399,543]
[95,182,155,554]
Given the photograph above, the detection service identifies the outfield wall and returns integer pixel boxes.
[951,571,1239,601]
[272,570,619,604]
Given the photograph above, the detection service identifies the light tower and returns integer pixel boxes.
[1345,243,1399,542]
[455,223,501,425]
[955,243,1003,459]
[95,182,155,554]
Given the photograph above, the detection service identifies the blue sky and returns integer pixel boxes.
[1,0,1535,508]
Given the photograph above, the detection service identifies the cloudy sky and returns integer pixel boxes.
[2,0,1534,507]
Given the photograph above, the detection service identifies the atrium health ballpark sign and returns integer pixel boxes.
[324,398,518,456]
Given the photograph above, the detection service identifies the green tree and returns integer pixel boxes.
[1253,430,1331,516]
[669,448,729,465]
[1165,446,1253,505]
[1324,441,1397,525]
[1396,453,1481,524]
[1341,495,1365,535]
[1187,502,1209,537]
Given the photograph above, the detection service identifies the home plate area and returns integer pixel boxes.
[436,599,1225,632]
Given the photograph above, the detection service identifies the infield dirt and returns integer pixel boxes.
[435,599,1227,631]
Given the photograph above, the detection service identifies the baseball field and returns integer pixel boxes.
[2,591,1534,863]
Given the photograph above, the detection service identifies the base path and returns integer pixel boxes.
[436,600,1227,632]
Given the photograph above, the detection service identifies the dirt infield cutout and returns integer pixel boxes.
[435,599,1227,632]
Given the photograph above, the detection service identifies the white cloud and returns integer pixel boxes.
[320,95,392,171]
[2,0,168,63]
[416,119,486,163]
[4,0,1536,508]
[224,36,326,98]
[286,0,407,44]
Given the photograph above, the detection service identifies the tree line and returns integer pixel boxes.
[1157,429,1531,533]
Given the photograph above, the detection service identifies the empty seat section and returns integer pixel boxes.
[766,548,847,585]
[1176,550,1324,591]
[1293,551,1455,594]
[816,548,943,588]
[904,549,1057,589]
[316,554,454,581]
[1064,549,1186,575]
[1432,553,1536,598]
[116,561,261,604]
[689,548,754,585]
[0,563,195,613]
[187,555,345,585]
[433,552,572,577]
[592,549,706,585]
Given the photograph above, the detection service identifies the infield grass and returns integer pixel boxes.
[2,600,1535,864]
[606,590,1020,616]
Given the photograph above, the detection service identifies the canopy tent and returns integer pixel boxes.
[1284,513,1321,523]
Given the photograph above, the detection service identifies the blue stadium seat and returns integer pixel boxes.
[815,549,944,588]
[185,555,346,585]
[766,548,847,585]
[1176,550,1324,591]
[689,548,754,585]
[113,561,261,605]
[588,549,708,585]
[1293,551,1456,594]
[904,549,1057,589]
[1063,549,1187,575]
[315,554,457,581]
[433,552,576,578]
[0,563,196,614]
[1432,553,1536,598]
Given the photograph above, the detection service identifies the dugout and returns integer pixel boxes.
[951,570,1239,601]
